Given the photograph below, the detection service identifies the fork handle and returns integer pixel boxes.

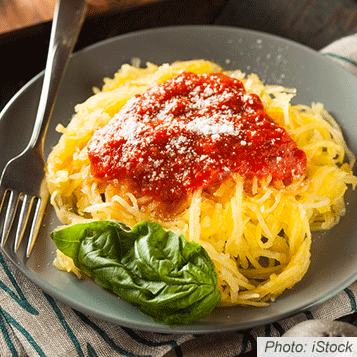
[29,0,88,153]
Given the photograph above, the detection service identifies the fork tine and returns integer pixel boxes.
[26,196,47,258]
[14,193,32,253]
[0,190,19,248]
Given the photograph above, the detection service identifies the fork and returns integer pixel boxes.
[0,0,87,257]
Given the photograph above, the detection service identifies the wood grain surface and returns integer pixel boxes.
[0,0,164,35]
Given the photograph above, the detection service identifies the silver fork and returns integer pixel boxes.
[0,0,87,257]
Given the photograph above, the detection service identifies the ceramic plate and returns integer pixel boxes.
[1,25,357,334]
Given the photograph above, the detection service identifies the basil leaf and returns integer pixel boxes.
[51,220,221,326]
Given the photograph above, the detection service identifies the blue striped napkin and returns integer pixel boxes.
[1,34,357,357]
[320,34,357,76]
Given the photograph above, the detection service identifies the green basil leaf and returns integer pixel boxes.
[51,220,221,326]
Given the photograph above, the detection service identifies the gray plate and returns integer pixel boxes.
[1,25,357,334]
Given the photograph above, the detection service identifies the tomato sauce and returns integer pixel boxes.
[88,72,306,202]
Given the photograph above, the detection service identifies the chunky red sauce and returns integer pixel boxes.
[88,72,306,202]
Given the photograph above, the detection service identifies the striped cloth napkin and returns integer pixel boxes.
[1,34,357,357]
[320,34,357,76]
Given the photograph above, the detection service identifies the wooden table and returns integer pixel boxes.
[0,0,164,35]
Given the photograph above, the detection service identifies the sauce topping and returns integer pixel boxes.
[88,72,306,202]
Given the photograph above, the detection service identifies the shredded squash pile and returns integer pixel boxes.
[46,60,357,306]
